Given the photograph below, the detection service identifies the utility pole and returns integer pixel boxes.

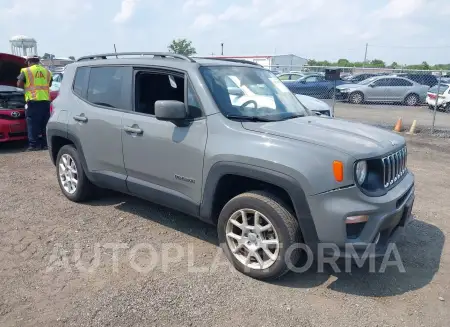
[221,43,224,55]
[363,43,368,68]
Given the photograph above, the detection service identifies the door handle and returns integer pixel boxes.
[124,126,143,135]
[73,115,88,123]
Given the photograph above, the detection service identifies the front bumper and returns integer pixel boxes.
[335,90,349,100]
[307,171,415,257]
[0,119,27,143]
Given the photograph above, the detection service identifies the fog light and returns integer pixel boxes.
[345,215,369,224]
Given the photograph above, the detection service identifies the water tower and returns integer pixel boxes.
[10,35,38,57]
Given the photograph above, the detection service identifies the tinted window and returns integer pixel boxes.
[305,76,321,83]
[392,78,413,86]
[73,67,89,97]
[87,67,127,109]
[372,78,390,87]
[277,74,290,80]
[429,84,449,94]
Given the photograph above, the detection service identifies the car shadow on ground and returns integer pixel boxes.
[87,194,444,297]
[0,140,28,154]
[272,218,444,297]
[88,192,219,245]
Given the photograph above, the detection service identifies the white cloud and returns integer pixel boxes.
[183,0,211,12]
[192,13,216,29]
[218,4,255,21]
[0,0,92,20]
[373,0,425,19]
[113,0,140,24]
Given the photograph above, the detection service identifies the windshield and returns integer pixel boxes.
[429,84,449,94]
[358,76,378,85]
[200,66,309,121]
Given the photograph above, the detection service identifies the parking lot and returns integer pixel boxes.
[1,121,449,327]
[332,101,450,133]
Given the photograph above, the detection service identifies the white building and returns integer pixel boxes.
[204,54,308,72]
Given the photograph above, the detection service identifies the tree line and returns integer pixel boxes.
[307,58,450,71]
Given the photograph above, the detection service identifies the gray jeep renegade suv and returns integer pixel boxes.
[47,52,415,279]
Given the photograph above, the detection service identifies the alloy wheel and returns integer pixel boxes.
[225,209,280,270]
[350,92,363,104]
[59,154,78,194]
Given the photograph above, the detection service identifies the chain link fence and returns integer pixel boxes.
[265,65,450,135]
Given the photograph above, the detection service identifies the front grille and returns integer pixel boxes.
[0,113,25,120]
[382,147,407,188]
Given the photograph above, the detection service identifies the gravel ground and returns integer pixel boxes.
[1,134,449,327]
[330,101,450,135]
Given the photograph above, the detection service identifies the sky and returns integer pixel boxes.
[0,0,449,65]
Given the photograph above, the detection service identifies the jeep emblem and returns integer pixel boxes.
[390,140,398,146]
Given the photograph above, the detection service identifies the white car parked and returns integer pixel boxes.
[426,83,450,112]
[225,75,333,117]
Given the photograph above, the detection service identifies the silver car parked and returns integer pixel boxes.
[336,75,429,106]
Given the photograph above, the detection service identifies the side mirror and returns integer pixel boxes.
[369,84,375,87]
[314,111,322,116]
[155,100,188,126]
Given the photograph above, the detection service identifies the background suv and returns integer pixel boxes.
[47,52,415,280]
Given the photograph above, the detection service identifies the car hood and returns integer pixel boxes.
[242,116,405,158]
[0,53,27,87]
[295,94,330,112]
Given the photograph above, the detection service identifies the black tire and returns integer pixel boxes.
[56,144,96,202]
[404,93,419,106]
[443,103,450,113]
[349,91,364,104]
[217,191,302,280]
[327,88,336,99]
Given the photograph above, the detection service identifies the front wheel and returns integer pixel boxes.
[217,191,302,280]
[349,91,364,104]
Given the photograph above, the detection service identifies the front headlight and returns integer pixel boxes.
[339,88,350,92]
[355,161,368,185]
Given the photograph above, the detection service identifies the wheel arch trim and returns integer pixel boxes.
[200,161,319,246]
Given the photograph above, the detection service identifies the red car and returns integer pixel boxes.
[0,53,27,143]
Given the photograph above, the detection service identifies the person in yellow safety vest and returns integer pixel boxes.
[17,55,53,151]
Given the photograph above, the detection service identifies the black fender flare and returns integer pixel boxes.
[47,127,92,181]
[200,161,319,246]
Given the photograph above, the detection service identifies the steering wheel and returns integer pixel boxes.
[240,100,258,110]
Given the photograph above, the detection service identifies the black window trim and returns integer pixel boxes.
[71,64,133,113]
[130,66,206,121]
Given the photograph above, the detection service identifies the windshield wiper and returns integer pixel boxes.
[278,114,305,121]
[226,114,276,122]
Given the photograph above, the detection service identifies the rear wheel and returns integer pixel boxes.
[328,88,336,99]
[56,145,96,202]
[217,191,302,280]
[444,103,450,113]
[349,91,364,104]
[404,93,419,106]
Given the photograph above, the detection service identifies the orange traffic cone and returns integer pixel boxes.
[393,118,403,132]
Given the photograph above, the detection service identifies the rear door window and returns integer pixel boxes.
[86,66,128,109]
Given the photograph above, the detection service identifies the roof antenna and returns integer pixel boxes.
[114,44,118,58]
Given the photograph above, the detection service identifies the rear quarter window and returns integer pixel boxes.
[72,67,89,97]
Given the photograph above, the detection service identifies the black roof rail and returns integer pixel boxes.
[195,57,264,67]
[77,52,196,62]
